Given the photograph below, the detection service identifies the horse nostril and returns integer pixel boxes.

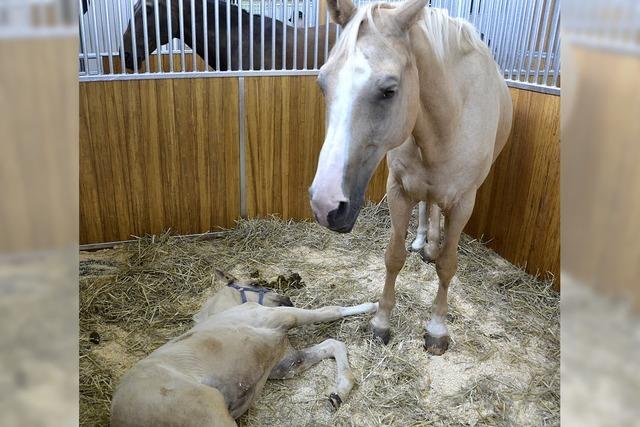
[327,201,349,226]
[336,201,349,217]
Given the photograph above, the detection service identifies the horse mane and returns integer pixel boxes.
[328,4,489,65]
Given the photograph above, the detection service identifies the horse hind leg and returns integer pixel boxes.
[269,340,355,409]
[424,192,475,355]
[410,201,428,251]
[421,203,441,263]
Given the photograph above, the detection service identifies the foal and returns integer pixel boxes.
[309,0,512,355]
[110,270,376,426]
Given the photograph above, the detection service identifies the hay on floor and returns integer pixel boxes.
[79,202,560,426]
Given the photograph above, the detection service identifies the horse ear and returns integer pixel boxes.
[214,269,236,284]
[326,0,356,27]
[391,0,427,30]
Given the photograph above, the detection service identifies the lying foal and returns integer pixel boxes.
[110,270,377,426]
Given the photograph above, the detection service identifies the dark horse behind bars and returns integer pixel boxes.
[123,0,336,71]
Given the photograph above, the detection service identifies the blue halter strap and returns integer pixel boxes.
[227,283,268,305]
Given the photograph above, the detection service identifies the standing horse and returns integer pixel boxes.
[309,0,512,355]
[123,0,335,71]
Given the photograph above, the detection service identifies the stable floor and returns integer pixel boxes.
[79,203,559,426]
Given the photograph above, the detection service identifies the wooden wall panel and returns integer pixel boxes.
[465,88,560,285]
[244,75,386,220]
[79,78,239,244]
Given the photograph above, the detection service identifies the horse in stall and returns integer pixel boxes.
[123,0,336,72]
[309,0,512,355]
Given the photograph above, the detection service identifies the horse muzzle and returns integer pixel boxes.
[310,194,364,234]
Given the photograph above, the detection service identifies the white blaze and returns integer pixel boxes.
[310,49,372,225]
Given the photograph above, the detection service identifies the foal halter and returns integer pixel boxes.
[227,283,268,305]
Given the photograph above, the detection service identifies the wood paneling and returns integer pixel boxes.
[80,75,558,289]
[465,88,560,285]
[0,38,77,253]
[79,78,239,244]
[244,75,387,220]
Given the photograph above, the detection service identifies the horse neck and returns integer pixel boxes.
[409,23,466,146]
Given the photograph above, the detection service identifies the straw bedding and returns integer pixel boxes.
[79,202,559,426]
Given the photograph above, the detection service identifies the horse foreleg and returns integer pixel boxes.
[424,191,476,355]
[269,339,354,409]
[370,186,415,344]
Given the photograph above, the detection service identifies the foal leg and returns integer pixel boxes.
[421,203,441,263]
[370,187,415,344]
[269,339,355,408]
[273,302,378,328]
[410,202,428,251]
[424,191,476,355]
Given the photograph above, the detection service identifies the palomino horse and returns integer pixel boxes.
[123,0,336,71]
[111,270,377,426]
[309,0,512,355]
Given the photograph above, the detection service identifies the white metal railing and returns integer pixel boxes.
[78,0,561,93]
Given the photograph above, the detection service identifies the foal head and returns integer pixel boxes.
[122,0,174,70]
[309,0,426,232]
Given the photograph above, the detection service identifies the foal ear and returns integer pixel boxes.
[391,0,427,30]
[214,269,236,285]
[326,0,356,27]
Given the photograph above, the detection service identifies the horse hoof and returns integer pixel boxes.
[420,250,436,264]
[329,393,342,409]
[423,333,450,355]
[371,326,391,345]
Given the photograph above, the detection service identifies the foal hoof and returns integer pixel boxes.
[371,326,391,345]
[329,393,342,409]
[423,333,450,355]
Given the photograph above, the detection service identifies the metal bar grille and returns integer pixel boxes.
[78,0,563,93]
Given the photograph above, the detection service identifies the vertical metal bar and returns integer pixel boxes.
[533,0,553,85]
[89,0,103,74]
[506,0,526,80]
[475,0,487,37]
[102,0,115,73]
[313,0,319,69]
[116,0,126,73]
[78,0,90,74]
[552,42,560,87]
[154,0,162,72]
[515,0,534,82]
[497,0,516,71]
[543,1,560,86]
[141,0,151,71]
[271,0,276,69]
[250,0,254,70]
[238,77,247,218]
[192,0,198,71]
[303,0,308,69]
[282,0,287,69]
[292,0,297,68]
[214,0,220,69]
[179,0,186,71]
[226,0,232,70]
[168,0,174,72]
[524,0,544,83]
[202,0,208,70]
[485,0,497,53]
[260,0,265,69]
[491,0,504,66]
[238,0,243,71]
[324,8,330,64]
[129,0,139,74]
